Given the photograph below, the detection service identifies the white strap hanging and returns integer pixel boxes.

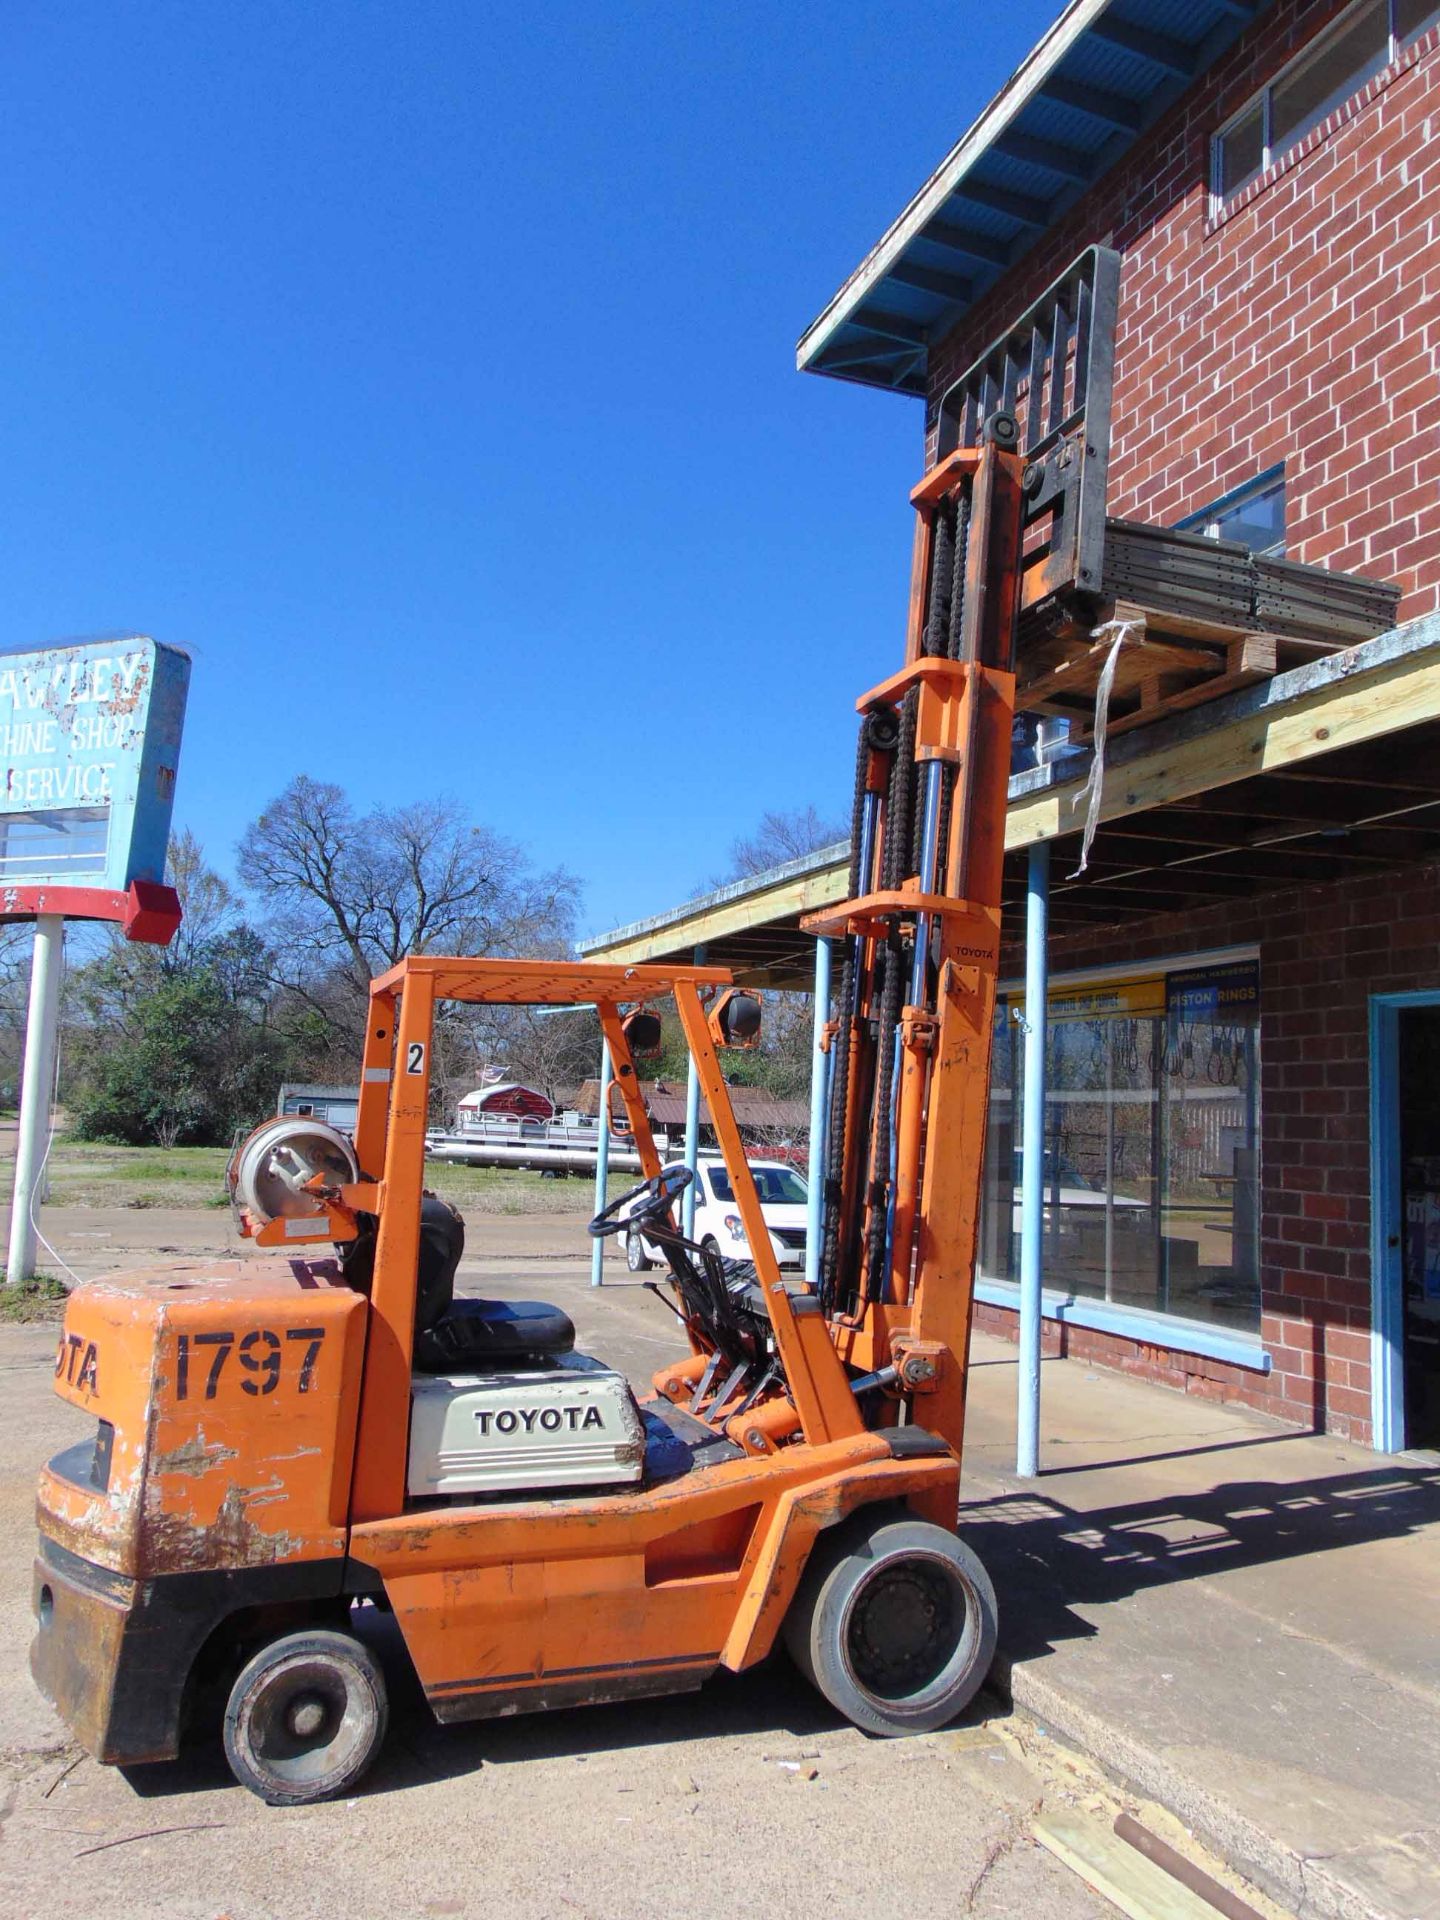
[1068,618,1141,879]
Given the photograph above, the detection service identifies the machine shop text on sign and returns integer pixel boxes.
[0,636,190,933]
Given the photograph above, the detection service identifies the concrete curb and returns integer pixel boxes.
[992,1651,1385,1920]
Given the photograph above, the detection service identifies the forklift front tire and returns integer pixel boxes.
[222,1628,389,1805]
[784,1517,997,1736]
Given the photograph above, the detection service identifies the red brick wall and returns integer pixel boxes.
[925,3,1440,619]
[980,856,1440,1445]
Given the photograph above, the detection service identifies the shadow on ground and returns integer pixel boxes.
[959,1457,1440,1663]
[121,1627,1010,1804]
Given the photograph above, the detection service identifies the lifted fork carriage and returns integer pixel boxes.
[32,416,1032,1804]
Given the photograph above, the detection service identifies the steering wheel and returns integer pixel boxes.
[588,1163,693,1239]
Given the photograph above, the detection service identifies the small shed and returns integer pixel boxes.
[277,1084,359,1131]
[456,1082,555,1126]
[574,1079,807,1140]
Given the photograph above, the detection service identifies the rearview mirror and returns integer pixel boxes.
[708,988,762,1050]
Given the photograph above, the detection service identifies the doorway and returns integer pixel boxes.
[1372,994,1440,1452]
[1398,1007,1440,1449]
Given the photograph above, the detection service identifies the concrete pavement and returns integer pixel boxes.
[6,1198,1420,1916]
[0,1208,1125,1920]
[958,1341,1440,1920]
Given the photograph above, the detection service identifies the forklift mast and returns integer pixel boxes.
[803,247,1121,1454]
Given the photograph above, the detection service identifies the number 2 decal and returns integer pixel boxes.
[406,1041,426,1075]
[176,1327,326,1400]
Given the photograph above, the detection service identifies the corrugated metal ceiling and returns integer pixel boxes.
[799,0,1277,396]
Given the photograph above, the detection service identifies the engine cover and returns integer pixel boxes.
[408,1353,645,1498]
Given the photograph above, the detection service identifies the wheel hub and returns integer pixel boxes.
[847,1557,962,1699]
[286,1693,329,1740]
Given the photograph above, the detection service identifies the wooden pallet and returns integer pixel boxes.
[1013,519,1401,743]
[1017,603,1283,742]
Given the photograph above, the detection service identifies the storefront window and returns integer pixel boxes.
[980,957,1260,1334]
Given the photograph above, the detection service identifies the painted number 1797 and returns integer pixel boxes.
[175,1327,326,1400]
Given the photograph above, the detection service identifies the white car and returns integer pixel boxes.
[1010,1149,1149,1230]
[624,1156,809,1273]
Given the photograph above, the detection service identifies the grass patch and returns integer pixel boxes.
[0,1273,69,1322]
[421,1162,628,1215]
[42,1143,233,1209]
[31,1139,630,1216]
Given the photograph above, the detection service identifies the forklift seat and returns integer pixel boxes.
[341,1194,576,1372]
[414,1297,575,1372]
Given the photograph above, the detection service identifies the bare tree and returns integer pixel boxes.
[719,807,847,884]
[481,1004,600,1109]
[67,829,258,1036]
[163,827,243,972]
[238,777,580,1054]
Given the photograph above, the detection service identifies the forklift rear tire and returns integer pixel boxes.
[222,1628,389,1805]
[783,1516,997,1736]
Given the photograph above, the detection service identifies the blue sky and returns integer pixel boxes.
[1,1,1060,940]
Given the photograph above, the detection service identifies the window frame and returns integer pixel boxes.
[978,945,1268,1368]
[1174,465,1287,558]
[1210,0,1438,212]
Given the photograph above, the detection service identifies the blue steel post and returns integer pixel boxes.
[589,1038,613,1288]
[805,937,833,1290]
[682,945,706,1237]
[1018,841,1050,1477]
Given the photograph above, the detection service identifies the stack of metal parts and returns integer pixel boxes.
[1097,519,1400,645]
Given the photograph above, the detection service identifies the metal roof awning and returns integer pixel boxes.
[797,0,1278,396]
[581,619,1440,985]
[579,844,852,989]
[574,1080,809,1132]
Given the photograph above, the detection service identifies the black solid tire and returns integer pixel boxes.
[626,1226,652,1273]
[223,1628,388,1805]
[783,1517,997,1736]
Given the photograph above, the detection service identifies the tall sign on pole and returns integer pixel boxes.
[2,637,191,1284]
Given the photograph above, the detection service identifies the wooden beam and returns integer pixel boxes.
[1200,787,1438,828]
[586,861,848,967]
[592,636,1440,970]
[1017,618,1228,712]
[1263,765,1440,798]
[1007,638,1440,853]
[1068,636,1278,745]
[1034,1811,1222,1919]
[1062,867,1265,898]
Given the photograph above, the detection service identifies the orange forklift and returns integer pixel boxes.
[32,252,1119,1802]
